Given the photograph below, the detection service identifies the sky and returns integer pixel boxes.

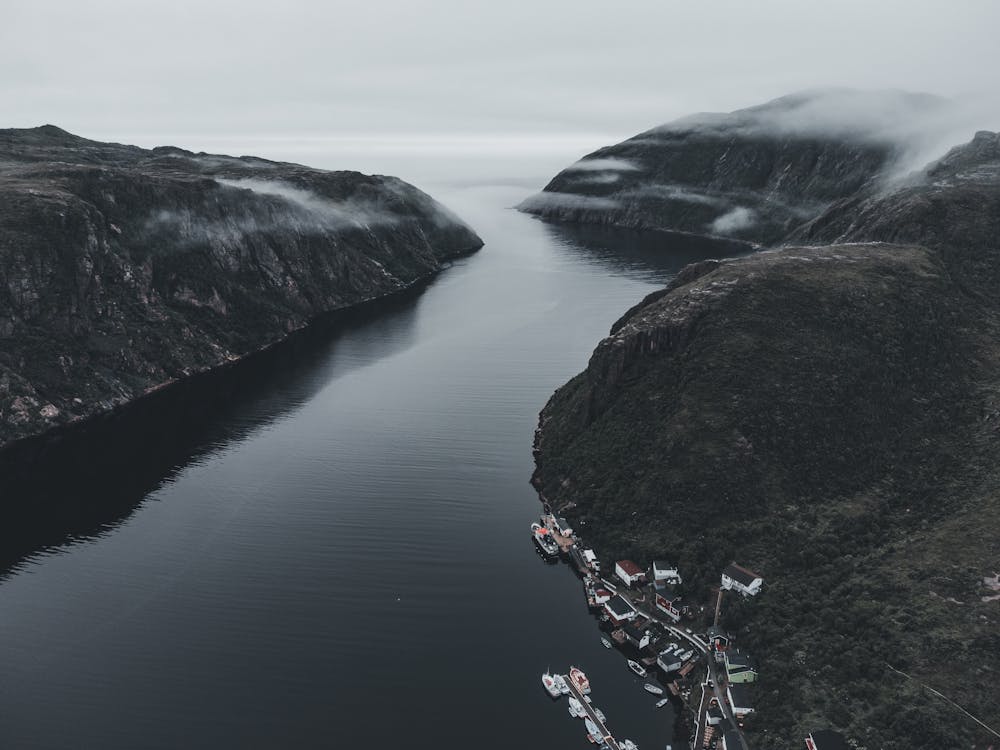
[3,0,1000,182]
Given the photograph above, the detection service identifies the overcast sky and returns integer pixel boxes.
[3,0,999,179]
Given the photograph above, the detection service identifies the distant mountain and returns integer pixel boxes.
[0,126,482,451]
[531,129,1000,749]
[518,89,955,245]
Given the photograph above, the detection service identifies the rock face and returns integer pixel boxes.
[0,126,482,449]
[532,130,1000,749]
[518,89,952,245]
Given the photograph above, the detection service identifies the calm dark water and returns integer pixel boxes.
[0,175,744,749]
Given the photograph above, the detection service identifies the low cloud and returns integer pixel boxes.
[564,157,640,172]
[710,206,756,234]
[518,191,620,213]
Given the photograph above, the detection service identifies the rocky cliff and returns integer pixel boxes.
[0,126,482,450]
[532,131,1000,749]
[518,89,954,245]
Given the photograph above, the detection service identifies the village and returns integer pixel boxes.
[532,513,851,750]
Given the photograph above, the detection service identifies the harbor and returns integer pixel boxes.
[542,667,638,750]
[531,510,761,750]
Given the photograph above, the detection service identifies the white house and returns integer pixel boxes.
[624,623,650,650]
[603,594,637,625]
[582,549,600,572]
[657,643,685,673]
[652,561,682,584]
[592,585,612,606]
[615,560,645,587]
[721,563,763,597]
[727,683,755,718]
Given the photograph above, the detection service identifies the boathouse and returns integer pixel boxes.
[604,594,637,625]
[656,642,688,673]
[805,730,850,750]
[727,683,755,718]
[652,561,682,583]
[721,563,763,596]
[724,651,757,683]
[615,560,644,587]
[582,549,600,572]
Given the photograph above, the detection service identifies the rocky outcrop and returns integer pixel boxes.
[531,130,1000,749]
[518,89,955,245]
[0,126,482,449]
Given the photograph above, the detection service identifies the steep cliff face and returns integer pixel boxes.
[532,131,1000,749]
[518,90,952,245]
[0,126,482,449]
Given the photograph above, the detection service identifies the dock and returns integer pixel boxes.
[563,674,622,750]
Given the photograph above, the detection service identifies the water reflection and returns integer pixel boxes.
[0,286,427,579]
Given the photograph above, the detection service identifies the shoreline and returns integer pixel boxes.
[0,243,481,492]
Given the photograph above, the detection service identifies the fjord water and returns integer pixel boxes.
[0,151,739,749]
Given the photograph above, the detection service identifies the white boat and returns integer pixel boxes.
[542,671,561,698]
[531,522,560,557]
[554,674,570,695]
[655,697,670,708]
[585,717,601,739]
[594,707,606,722]
[569,666,591,694]
[600,636,612,649]
[627,659,646,677]
[568,697,586,718]
[643,683,664,695]
[621,740,639,750]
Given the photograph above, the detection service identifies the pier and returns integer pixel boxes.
[562,674,622,750]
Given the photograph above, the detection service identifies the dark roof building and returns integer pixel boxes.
[805,729,851,750]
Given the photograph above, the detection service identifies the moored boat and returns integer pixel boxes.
[585,717,601,740]
[627,659,646,677]
[621,740,639,750]
[569,666,591,694]
[531,522,560,558]
[643,682,664,695]
[568,697,586,718]
[600,636,612,649]
[655,697,670,708]
[542,671,561,698]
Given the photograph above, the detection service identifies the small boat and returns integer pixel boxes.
[542,671,561,698]
[568,697,586,718]
[627,659,647,677]
[554,673,570,695]
[594,706,606,722]
[569,666,591,694]
[600,636,612,649]
[585,717,601,739]
[643,683,664,695]
[621,741,639,750]
[655,697,670,708]
[531,522,560,558]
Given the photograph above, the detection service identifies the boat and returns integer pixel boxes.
[542,671,561,698]
[569,666,591,694]
[568,697,586,718]
[655,697,670,708]
[643,683,664,695]
[531,522,560,557]
[594,706,606,722]
[585,717,601,739]
[600,636,612,649]
[621,740,639,750]
[627,659,647,677]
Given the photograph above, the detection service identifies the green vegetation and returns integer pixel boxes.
[533,242,1000,749]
